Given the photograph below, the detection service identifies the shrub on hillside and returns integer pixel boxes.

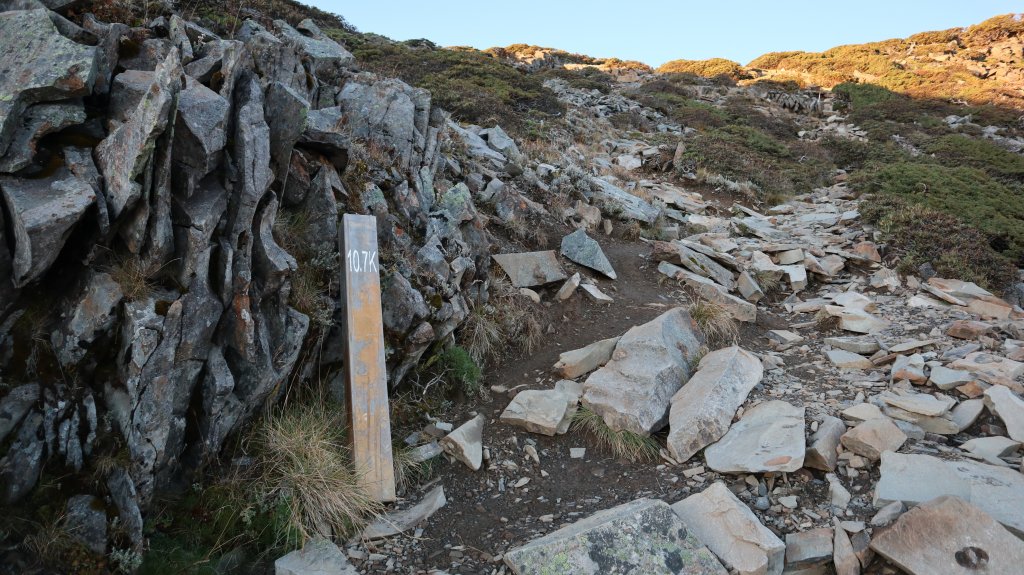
[923,134,1024,182]
[853,161,1024,272]
[656,58,748,81]
[859,196,1016,291]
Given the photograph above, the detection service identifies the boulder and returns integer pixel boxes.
[0,168,96,286]
[553,338,618,381]
[555,272,581,300]
[671,482,785,575]
[582,307,703,435]
[0,8,96,156]
[560,229,616,279]
[440,415,484,471]
[580,283,613,302]
[840,417,907,461]
[666,346,763,462]
[687,280,757,323]
[500,380,582,436]
[704,401,805,473]
[492,251,568,287]
[504,498,727,575]
[874,451,1024,536]
[870,496,1024,575]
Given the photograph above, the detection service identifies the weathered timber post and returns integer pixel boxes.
[340,214,396,502]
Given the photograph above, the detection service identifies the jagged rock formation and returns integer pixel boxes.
[0,0,548,548]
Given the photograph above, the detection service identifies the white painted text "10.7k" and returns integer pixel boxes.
[346,250,378,273]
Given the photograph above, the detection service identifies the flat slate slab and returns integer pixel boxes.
[874,451,1024,536]
[504,498,727,575]
[561,229,617,279]
[492,251,568,287]
[704,401,805,473]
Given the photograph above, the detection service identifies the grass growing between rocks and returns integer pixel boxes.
[571,406,660,463]
[139,399,380,573]
[688,298,738,346]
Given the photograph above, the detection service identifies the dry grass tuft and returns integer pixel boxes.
[620,220,644,241]
[245,402,382,541]
[392,445,437,494]
[688,298,738,344]
[754,270,783,295]
[108,257,161,302]
[571,406,660,463]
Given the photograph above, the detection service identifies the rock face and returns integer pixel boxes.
[671,482,785,575]
[582,307,704,435]
[870,496,1024,575]
[666,346,763,462]
[0,1,498,543]
[874,452,1024,536]
[804,415,846,471]
[503,498,727,575]
[983,386,1024,441]
[704,401,806,473]
[560,229,617,279]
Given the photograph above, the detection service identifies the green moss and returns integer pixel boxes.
[438,345,482,396]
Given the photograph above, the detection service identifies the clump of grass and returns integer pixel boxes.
[244,402,382,542]
[571,406,660,463]
[108,257,160,302]
[688,298,738,344]
[438,345,482,396]
[460,305,504,363]
[393,444,438,494]
[620,220,643,241]
[754,270,783,295]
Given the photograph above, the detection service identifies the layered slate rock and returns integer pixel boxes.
[672,482,785,575]
[504,498,727,575]
[666,346,763,462]
[0,168,96,286]
[582,307,704,435]
[874,451,1024,536]
[983,386,1024,442]
[440,415,484,471]
[492,251,568,287]
[870,496,1024,575]
[588,176,660,223]
[560,229,617,279]
[0,8,96,156]
[500,380,582,436]
[704,401,805,473]
[95,50,183,220]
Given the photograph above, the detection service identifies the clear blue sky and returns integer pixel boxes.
[309,1,1021,66]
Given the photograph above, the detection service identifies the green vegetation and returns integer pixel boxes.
[438,345,482,396]
[139,399,380,574]
[330,35,564,138]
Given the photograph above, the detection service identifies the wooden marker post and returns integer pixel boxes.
[340,214,396,502]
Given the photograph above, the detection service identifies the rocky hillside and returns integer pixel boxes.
[1,1,1024,574]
